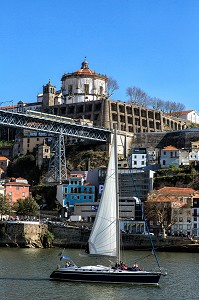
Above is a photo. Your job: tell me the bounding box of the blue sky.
[1,0,199,111]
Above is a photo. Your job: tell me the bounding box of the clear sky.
[1,0,199,111]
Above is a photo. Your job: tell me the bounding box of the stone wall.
[1,222,198,252]
[49,224,90,248]
[49,224,198,252]
[132,129,199,150]
[0,222,48,247]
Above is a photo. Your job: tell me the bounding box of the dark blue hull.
[50,269,161,285]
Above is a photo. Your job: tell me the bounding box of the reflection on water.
[0,248,198,300]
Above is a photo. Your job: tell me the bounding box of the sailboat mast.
[114,124,120,263]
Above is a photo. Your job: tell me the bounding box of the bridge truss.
[0,110,111,182]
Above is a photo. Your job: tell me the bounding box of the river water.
[0,247,198,300]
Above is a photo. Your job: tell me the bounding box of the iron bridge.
[0,110,111,182]
[0,110,110,142]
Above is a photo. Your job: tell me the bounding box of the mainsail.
[88,138,117,257]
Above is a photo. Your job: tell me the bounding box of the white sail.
[88,139,117,257]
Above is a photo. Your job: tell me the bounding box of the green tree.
[0,195,11,220]
[13,196,39,216]
[7,154,41,184]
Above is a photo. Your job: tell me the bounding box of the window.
[134,161,137,165]
[170,152,173,158]
[16,186,19,190]
[22,192,25,197]
[99,86,103,95]
[179,217,183,222]
[163,151,166,155]
[141,161,145,165]
[163,160,166,165]
[84,84,89,94]
[68,85,73,95]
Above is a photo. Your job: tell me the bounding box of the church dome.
[73,58,96,75]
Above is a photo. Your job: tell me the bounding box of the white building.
[171,203,192,236]
[192,195,199,237]
[189,150,199,165]
[160,145,180,168]
[173,110,199,124]
[128,148,147,168]
[61,59,108,105]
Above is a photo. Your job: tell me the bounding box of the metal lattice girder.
[0,110,111,183]
[47,134,67,183]
[0,110,110,142]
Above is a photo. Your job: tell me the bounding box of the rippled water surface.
[0,248,198,300]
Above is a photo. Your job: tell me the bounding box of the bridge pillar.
[47,133,67,183]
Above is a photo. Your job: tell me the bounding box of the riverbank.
[50,222,199,252]
[0,221,198,252]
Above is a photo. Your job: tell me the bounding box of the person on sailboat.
[121,262,127,270]
[132,263,139,271]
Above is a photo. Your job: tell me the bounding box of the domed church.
[61,58,108,104]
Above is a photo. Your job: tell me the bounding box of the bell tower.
[42,80,56,107]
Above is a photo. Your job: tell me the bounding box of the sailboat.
[50,126,164,285]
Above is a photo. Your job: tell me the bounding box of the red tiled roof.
[157,187,196,196]
[162,145,179,151]
[70,174,83,178]
[0,105,18,109]
[5,182,30,187]
[168,110,195,116]
[176,110,194,115]
[147,197,186,206]
[16,177,26,180]
[0,156,10,161]
[73,68,96,75]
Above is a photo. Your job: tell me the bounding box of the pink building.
[5,178,30,203]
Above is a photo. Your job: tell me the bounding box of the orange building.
[0,156,10,172]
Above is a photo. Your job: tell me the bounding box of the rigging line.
[119,135,161,272]
[133,252,154,263]
[90,218,116,238]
